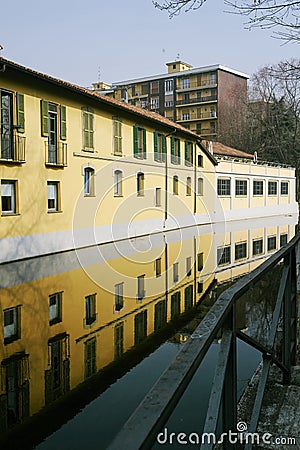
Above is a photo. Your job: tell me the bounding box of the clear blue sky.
[1,0,297,87]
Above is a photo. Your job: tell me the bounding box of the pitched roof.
[210,142,253,159]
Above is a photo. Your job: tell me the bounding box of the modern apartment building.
[92,61,249,140]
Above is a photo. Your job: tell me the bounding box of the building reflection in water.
[0,214,297,446]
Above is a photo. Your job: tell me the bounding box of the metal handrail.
[107,233,300,450]
[0,135,26,162]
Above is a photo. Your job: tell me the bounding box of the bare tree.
[153,0,300,43]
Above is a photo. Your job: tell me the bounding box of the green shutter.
[171,137,175,164]
[133,125,138,157]
[162,135,166,162]
[16,93,25,133]
[60,105,67,140]
[41,100,49,136]
[82,108,94,150]
[154,132,158,161]
[143,128,146,159]
[185,141,188,165]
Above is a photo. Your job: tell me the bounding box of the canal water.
[0,217,296,449]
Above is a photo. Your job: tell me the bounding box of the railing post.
[222,304,237,449]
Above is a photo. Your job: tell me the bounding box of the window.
[184,141,193,166]
[4,306,20,344]
[198,154,203,167]
[173,262,179,283]
[137,275,145,300]
[268,181,277,196]
[1,180,17,214]
[137,172,144,196]
[173,175,179,195]
[281,182,289,195]
[85,294,97,326]
[84,337,97,379]
[154,132,166,162]
[182,112,190,121]
[114,170,123,197]
[210,73,217,84]
[113,117,122,155]
[47,181,60,212]
[115,283,124,311]
[210,107,216,118]
[154,300,167,331]
[141,100,148,109]
[267,236,277,251]
[253,238,263,256]
[182,77,190,89]
[171,137,181,164]
[1,90,26,161]
[133,126,146,159]
[186,177,192,196]
[165,79,174,93]
[150,81,159,94]
[155,258,162,277]
[184,285,193,311]
[217,178,230,196]
[84,167,95,196]
[217,246,231,266]
[253,180,263,196]
[134,310,147,345]
[197,282,203,294]
[280,233,288,247]
[45,335,70,404]
[171,292,181,319]
[186,256,192,276]
[82,107,94,150]
[197,252,204,271]
[235,242,247,261]
[41,100,67,165]
[197,177,203,196]
[141,84,149,95]
[235,179,247,196]
[114,322,124,359]
[49,292,62,325]
[155,188,161,207]
[150,97,159,110]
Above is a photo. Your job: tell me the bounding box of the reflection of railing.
[45,141,67,166]
[108,234,300,450]
[0,135,26,162]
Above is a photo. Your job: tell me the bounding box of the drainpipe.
[164,128,177,227]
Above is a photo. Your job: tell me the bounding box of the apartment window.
[197,252,204,271]
[173,262,179,283]
[141,83,149,95]
[49,292,62,325]
[115,283,124,311]
[154,132,166,162]
[141,100,148,109]
[137,172,145,196]
[267,236,277,251]
[137,275,145,300]
[81,107,94,150]
[184,285,193,311]
[134,310,147,345]
[198,154,203,167]
[217,246,231,266]
[84,337,97,379]
[281,182,289,195]
[47,181,60,212]
[150,81,159,94]
[154,300,167,331]
[197,177,203,196]
[165,79,174,93]
[1,90,26,161]
[1,180,17,214]
[114,322,124,359]
[280,233,288,247]
[235,242,247,261]
[182,112,190,121]
[253,180,264,196]
[165,99,174,108]
[253,238,263,256]
[268,181,278,196]
[235,179,247,196]
[85,294,97,326]
[173,175,179,195]
[184,141,193,166]
[171,292,181,319]
[41,101,67,164]
[217,178,230,196]
[84,167,95,196]
[155,258,162,277]
[186,256,192,277]
[210,73,217,84]
[113,117,122,155]
[4,306,20,344]
[114,170,123,197]
[133,126,146,159]
[182,77,190,89]
[171,137,181,164]
[210,107,216,118]
[186,177,192,196]
[150,97,159,110]
[155,187,162,207]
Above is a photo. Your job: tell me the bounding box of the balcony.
[177,111,217,122]
[176,81,217,91]
[45,141,67,167]
[0,135,26,163]
[176,94,217,106]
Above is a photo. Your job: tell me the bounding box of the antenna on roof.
[175,53,180,61]
[0,44,3,55]
[98,66,101,81]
